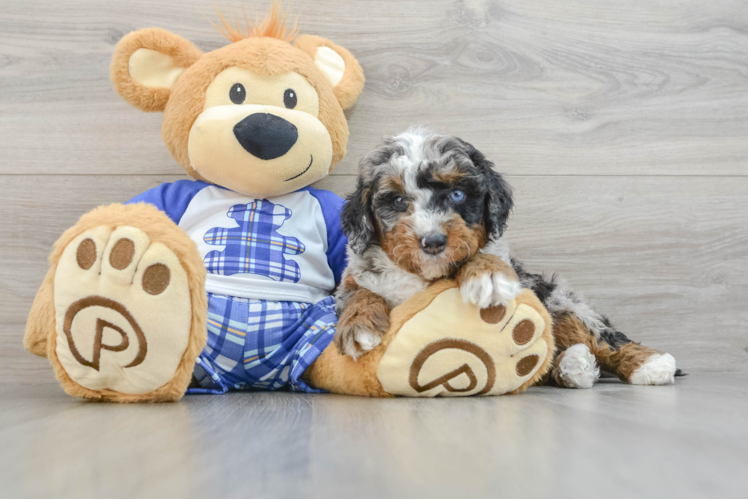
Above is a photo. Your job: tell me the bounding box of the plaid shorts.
[187,293,337,394]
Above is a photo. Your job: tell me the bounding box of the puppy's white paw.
[629,353,676,385]
[460,272,521,308]
[355,329,382,353]
[336,325,383,361]
[558,344,600,389]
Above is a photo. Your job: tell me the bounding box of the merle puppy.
[334,128,679,388]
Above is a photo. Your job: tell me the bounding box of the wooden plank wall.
[1,0,747,383]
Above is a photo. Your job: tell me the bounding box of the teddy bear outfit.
[127,180,346,393]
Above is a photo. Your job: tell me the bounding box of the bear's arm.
[125,179,212,225]
[304,187,348,285]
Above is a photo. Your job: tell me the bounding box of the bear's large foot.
[376,282,555,397]
[46,205,207,402]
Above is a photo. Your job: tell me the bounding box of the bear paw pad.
[53,226,193,396]
[377,286,552,397]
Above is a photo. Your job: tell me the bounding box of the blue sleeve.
[125,180,210,225]
[304,187,348,285]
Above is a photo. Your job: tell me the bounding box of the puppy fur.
[336,127,680,387]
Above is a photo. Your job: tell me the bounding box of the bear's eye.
[283,88,297,109]
[229,83,246,104]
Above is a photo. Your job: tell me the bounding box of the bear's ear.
[294,35,365,110]
[110,28,202,112]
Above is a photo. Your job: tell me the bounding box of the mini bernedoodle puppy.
[334,128,681,388]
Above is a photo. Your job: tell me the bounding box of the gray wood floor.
[1,0,747,497]
[2,373,748,498]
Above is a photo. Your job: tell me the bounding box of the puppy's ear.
[294,35,365,110]
[461,140,513,240]
[341,177,376,255]
[110,28,202,112]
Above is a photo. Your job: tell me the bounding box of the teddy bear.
[22,4,555,402]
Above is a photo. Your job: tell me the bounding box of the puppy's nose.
[233,113,298,160]
[420,233,447,255]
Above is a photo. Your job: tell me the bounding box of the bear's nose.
[233,113,298,160]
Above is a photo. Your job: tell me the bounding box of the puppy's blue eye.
[450,190,465,202]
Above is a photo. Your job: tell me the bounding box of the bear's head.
[110,4,364,198]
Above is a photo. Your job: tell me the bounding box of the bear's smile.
[285,155,314,182]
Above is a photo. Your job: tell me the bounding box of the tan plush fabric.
[202,68,320,116]
[314,46,346,87]
[110,29,365,189]
[187,104,333,198]
[160,36,352,183]
[305,281,555,397]
[377,287,552,397]
[293,35,365,111]
[128,48,187,89]
[303,281,457,397]
[54,226,192,394]
[110,27,202,112]
[29,203,207,403]
[24,266,56,357]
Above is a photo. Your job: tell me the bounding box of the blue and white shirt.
[127,180,347,304]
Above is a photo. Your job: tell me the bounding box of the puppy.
[334,128,680,388]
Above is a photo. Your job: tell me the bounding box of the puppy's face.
[343,129,513,280]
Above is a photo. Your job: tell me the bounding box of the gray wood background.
[1,0,747,384]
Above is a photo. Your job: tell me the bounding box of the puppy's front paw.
[334,311,390,361]
[460,271,522,308]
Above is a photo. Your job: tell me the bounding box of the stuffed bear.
[23,4,555,401]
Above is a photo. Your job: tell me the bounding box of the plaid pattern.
[203,200,306,283]
[187,293,337,394]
